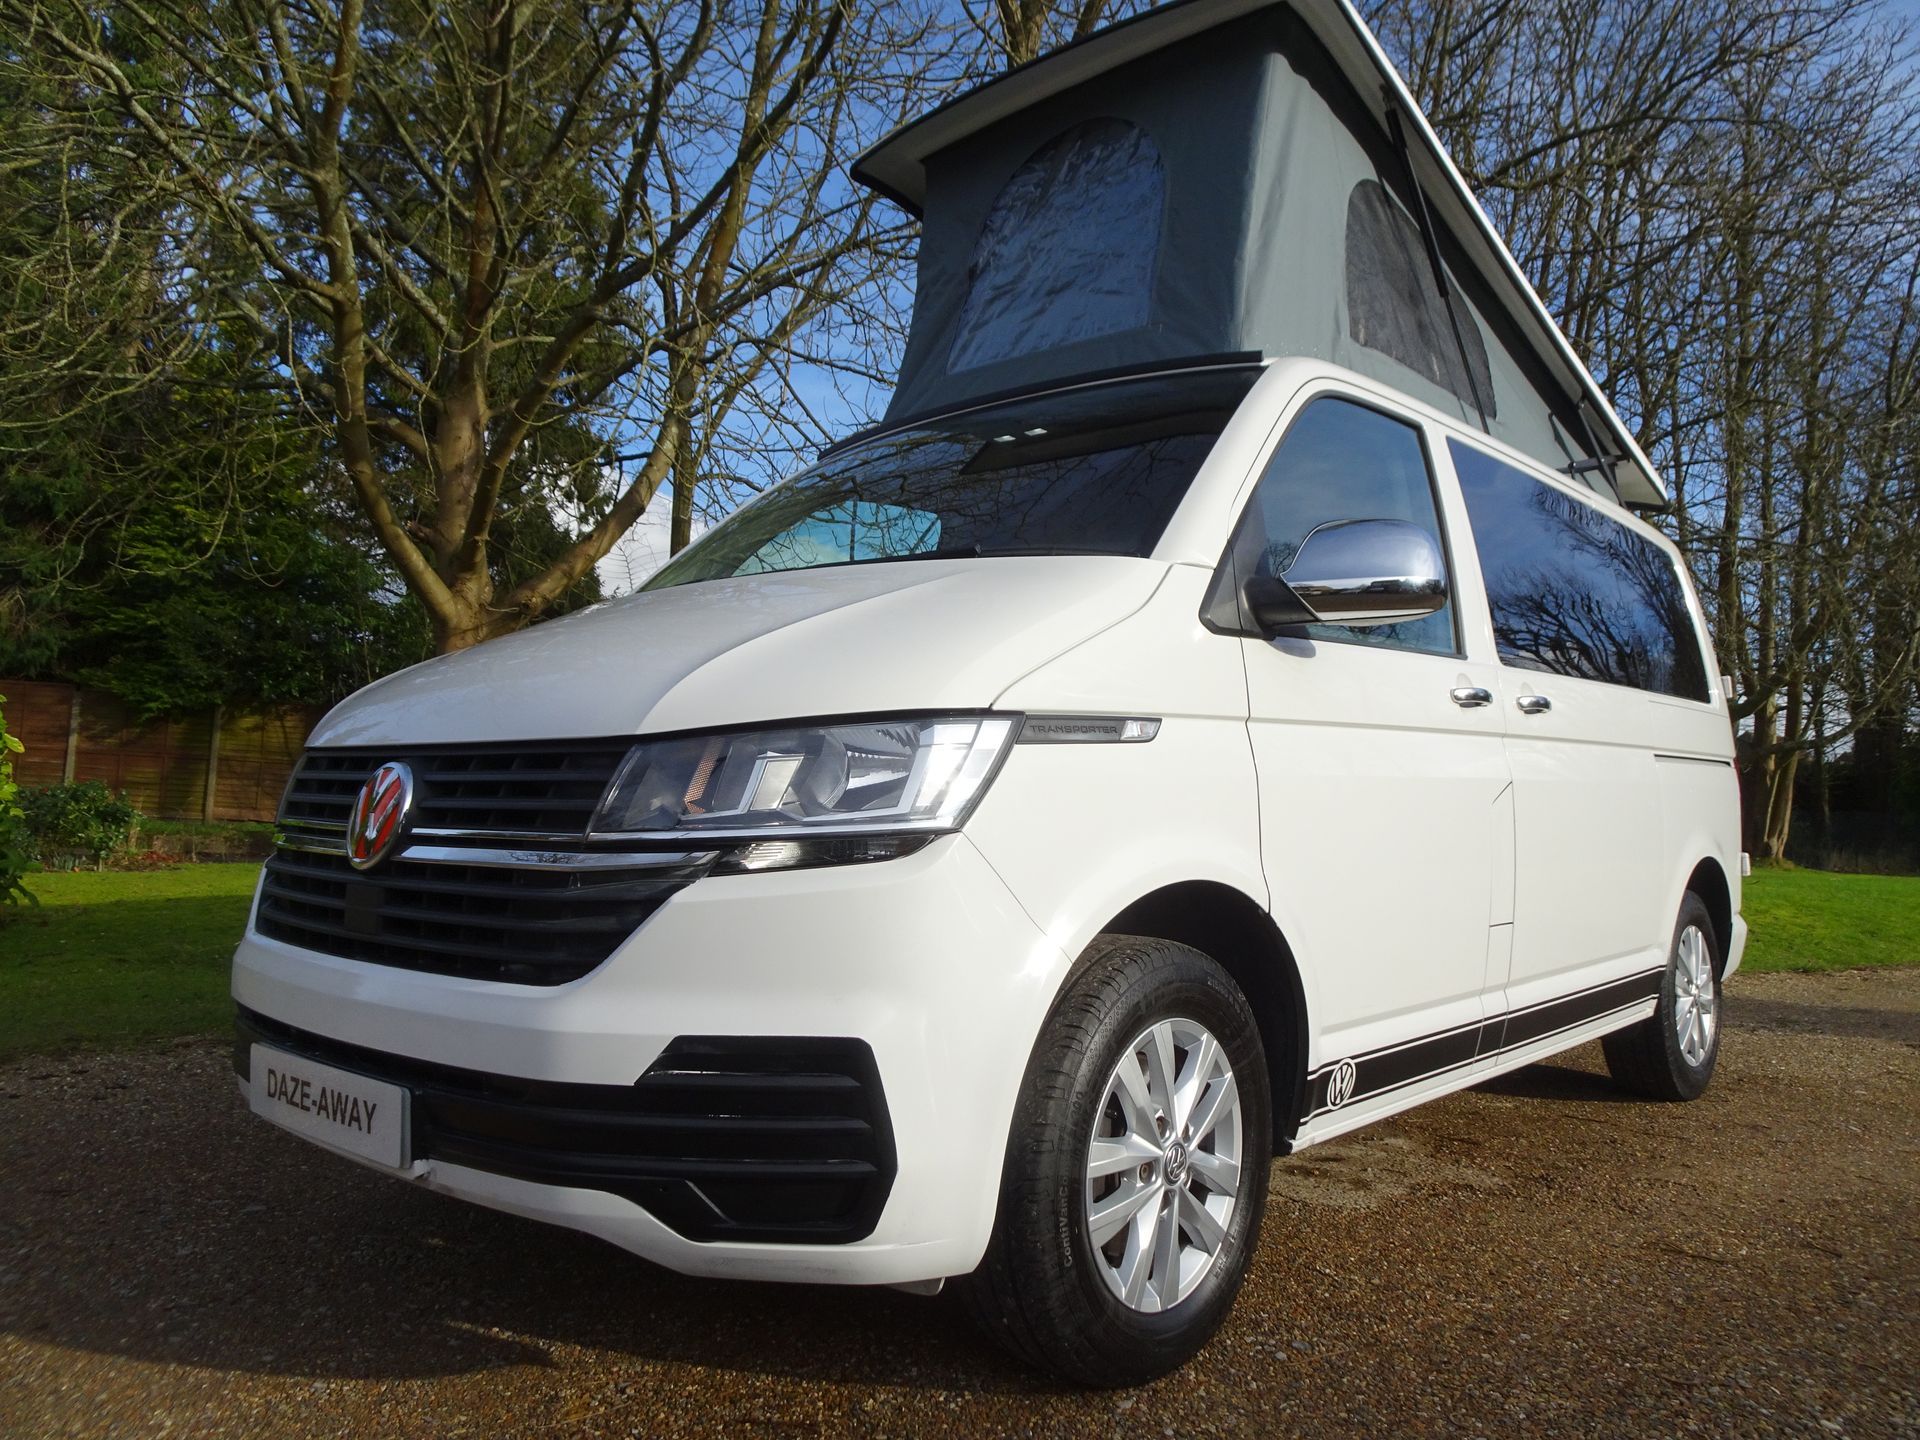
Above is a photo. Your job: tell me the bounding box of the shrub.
[0,696,33,911]
[20,780,140,870]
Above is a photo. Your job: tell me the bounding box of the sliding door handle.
[1516,694,1553,715]
[1449,686,1493,708]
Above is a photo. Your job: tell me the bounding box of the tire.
[959,934,1271,1387]
[1602,892,1722,1101]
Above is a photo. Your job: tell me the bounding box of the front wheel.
[960,935,1271,1386]
[1603,892,1722,1101]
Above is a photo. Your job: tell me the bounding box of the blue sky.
[598,0,1920,593]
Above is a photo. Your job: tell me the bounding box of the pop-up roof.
[852,0,1667,508]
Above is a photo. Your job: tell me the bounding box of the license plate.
[248,1044,409,1171]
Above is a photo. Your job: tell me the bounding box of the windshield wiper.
[840,543,983,565]
[969,544,1137,558]
[842,542,1136,567]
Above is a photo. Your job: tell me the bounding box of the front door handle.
[1516,694,1553,715]
[1449,686,1493,708]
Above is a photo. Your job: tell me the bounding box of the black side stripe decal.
[1303,967,1663,1119]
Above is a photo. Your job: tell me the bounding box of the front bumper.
[1724,912,1749,981]
[230,833,1069,1285]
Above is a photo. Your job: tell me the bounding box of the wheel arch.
[1100,880,1310,1152]
[1684,855,1734,975]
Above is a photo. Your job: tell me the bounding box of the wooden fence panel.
[214,706,316,822]
[71,692,213,819]
[2,680,76,787]
[1,678,321,823]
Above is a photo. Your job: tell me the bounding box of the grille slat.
[258,878,643,940]
[255,906,592,971]
[261,741,704,985]
[264,848,681,905]
[398,793,608,814]
[256,848,708,983]
[278,742,630,839]
[408,766,616,785]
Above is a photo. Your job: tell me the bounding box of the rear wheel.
[1603,892,1722,1101]
[960,935,1271,1386]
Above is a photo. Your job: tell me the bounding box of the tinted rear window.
[1452,441,1709,701]
[645,369,1260,589]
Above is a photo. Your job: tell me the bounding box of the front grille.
[236,1009,897,1244]
[255,849,709,985]
[281,742,631,841]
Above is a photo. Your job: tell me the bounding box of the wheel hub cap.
[1163,1140,1190,1184]
[1083,1017,1243,1314]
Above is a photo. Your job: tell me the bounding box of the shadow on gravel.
[1471,1060,1641,1104]
[0,1065,1052,1393]
[1730,994,1920,1048]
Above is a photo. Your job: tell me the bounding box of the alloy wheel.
[1083,1017,1244,1313]
[1672,923,1717,1067]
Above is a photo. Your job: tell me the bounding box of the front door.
[1230,395,1510,1132]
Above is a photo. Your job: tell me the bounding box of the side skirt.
[1286,967,1662,1151]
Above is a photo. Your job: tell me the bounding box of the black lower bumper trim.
[235,1007,896,1244]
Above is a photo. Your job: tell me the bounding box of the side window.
[1451,440,1710,701]
[1227,397,1456,655]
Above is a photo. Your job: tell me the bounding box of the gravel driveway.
[3,967,1916,1439]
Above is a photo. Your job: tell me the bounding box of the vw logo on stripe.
[1326,1057,1358,1110]
[347,761,414,871]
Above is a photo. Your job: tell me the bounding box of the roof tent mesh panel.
[949,118,1165,373]
[1344,179,1496,417]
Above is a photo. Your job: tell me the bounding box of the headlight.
[591,716,1018,851]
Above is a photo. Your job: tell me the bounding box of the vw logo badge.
[1326,1057,1358,1110]
[347,761,414,871]
[1163,1140,1190,1184]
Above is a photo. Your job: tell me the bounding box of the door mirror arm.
[1241,574,1320,636]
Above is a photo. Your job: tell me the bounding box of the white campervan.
[232,0,1745,1387]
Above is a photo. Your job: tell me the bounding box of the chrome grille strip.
[269,835,712,872]
[396,845,712,872]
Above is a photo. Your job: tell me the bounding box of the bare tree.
[2,0,948,651]
[963,0,1134,70]
[1370,0,1920,860]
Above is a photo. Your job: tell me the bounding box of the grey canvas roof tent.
[851,0,1668,510]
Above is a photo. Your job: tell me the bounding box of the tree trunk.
[429,603,495,655]
[669,433,696,555]
[1761,750,1799,863]
[430,367,492,574]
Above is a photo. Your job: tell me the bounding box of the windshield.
[643,368,1261,590]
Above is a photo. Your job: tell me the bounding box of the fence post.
[203,704,223,823]
[63,688,80,783]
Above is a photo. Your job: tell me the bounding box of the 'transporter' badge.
[347,761,414,870]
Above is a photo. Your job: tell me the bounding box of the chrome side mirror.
[1242,518,1448,633]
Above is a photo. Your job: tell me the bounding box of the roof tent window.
[948,118,1164,374]
[1345,179,1496,418]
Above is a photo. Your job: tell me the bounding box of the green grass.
[0,863,260,1061]
[0,860,1911,1062]
[1739,865,1920,973]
